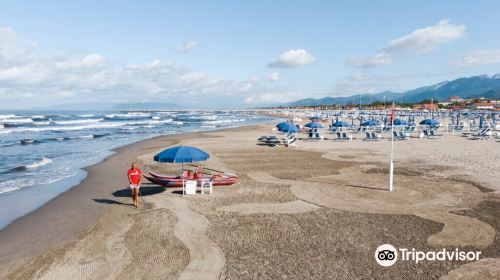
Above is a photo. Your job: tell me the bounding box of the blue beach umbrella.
[361,119,380,127]
[276,122,289,130]
[419,119,440,127]
[331,120,350,127]
[154,146,210,163]
[393,119,408,126]
[281,123,299,133]
[304,122,323,128]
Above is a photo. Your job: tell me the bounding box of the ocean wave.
[0,114,17,119]
[0,185,23,195]
[105,113,151,120]
[0,171,75,195]
[2,122,126,133]
[33,121,51,126]
[26,158,53,169]
[31,115,46,119]
[2,158,53,174]
[0,118,34,124]
[202,118,247,124]
[20,139,39,145]
[54,118,103,125]
[76,114,95,117]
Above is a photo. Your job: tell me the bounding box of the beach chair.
[423,130,438,139]
[398,131,409,140]
[200,178,213,195]
[259,135,281,146]
[429,130,441,138]
[364,132,374,141]
[341,132,352,141]
[285,134,297,147]
[371,132,382,140]
[469,128,491,140]
[392,131,399,140]
[335,132,343,141]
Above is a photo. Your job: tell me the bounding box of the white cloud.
[0,28,299,109]
[176,41,198,53]
[267,72,280,81]
[268,49,316,68]
[348,52,392,68]
[454,49,500,66]
[385,20,465,54]
[349,20,466,68]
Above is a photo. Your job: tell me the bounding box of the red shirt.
[128,168,142,185]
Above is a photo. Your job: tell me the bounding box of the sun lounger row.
[258,134,297,147]
[258,135,281,146]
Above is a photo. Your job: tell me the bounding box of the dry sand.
[1,123,499,279]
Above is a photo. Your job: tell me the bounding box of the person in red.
[127,162,142,208]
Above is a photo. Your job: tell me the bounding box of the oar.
[186,164,237,177]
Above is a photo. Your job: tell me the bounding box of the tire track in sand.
[158,197,226,280]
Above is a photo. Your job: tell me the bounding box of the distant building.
[471,102,495,110]
[412,103,439,110]
[446,96,464,103]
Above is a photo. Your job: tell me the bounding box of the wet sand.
[1,124,499,279]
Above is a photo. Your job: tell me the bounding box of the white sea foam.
[0,118,34,124]
[105,113,150,119]
[76,114,95,117]
[31,115,46,119]
[0,114,17,119]
[0,185,22,195]
[1,122,125,133]
[54,118,103,125]
[33,121,51,126]
[26,158,53,169]
[202,118,247,124]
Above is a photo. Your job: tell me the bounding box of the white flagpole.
[389,102,395,191]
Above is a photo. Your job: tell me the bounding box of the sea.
[0,110,273,229]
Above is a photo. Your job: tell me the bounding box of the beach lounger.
[285,134,297,147]
[257,135,281,146]
[336,132,352,141]
[469,128,492,140]
[398,131,409,140]
[423,130,438,139]
[392,131,400,140]
[371,132,382,140]
[429,130,441,138]
[364,132,379,141]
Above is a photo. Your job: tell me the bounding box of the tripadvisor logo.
[375,244,482,267]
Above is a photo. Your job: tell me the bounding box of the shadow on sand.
[112,185,166,198]
[93,198,135,207]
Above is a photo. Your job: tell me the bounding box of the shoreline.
[0,124,264,274]
[2,120,498,279]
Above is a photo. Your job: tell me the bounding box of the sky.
[0,0,499,109]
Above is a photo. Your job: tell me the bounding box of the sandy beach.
[1,123,499,279]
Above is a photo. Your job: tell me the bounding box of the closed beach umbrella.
[305,122,323,128]
[154,146,210,163]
